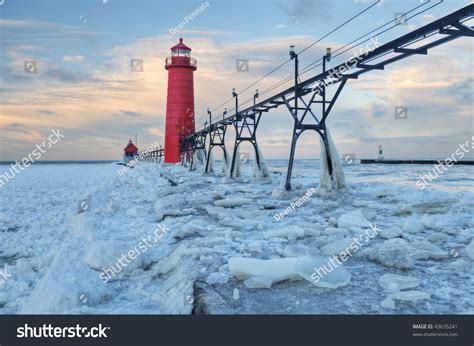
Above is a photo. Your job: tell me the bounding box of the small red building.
[123,139,138,162]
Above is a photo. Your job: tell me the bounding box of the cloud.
[37,109,58,116]
[63,55,85,63]
[119,110,140,117]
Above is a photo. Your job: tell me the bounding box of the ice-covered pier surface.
[0,161,473,314]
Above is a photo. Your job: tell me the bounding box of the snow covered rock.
[371,238,414,270]
[214,198,252,208]
[388,290,431,302]
[378,274,421,292]
[466,239,474,260]
[337,210,370,231]
[320,238,353,256]
[379,227,402,239]
[294,257,351,289]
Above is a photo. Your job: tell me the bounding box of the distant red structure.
[123,139,138,162]
[164,38,197,163]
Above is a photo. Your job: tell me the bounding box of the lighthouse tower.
[164,38,197,163]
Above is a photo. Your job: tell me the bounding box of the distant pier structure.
[361,144,473,165]
[378,145,384,160]
[123,139,138,163]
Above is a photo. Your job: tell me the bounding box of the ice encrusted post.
[253,145,269,178]
[319,129,348,190]
[191,149,206,171]
[227,146,241,178]
[220,147,230,176]
[205,150,214,174]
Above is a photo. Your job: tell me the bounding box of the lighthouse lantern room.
[164,38,197,163]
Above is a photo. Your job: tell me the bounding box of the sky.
[0,0,473,161]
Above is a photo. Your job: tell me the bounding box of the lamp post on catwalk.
[164,38,197,163]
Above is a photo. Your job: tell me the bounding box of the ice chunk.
[371,238,414,270]
[155,245,200,275]
[233,288,240,300]
[228,257,299,283]
[380,297,396,309]
[244,276,274,289]
[265,226,305,240]
[379,227,402,239]
[466,239,474,260]
[338,210,370,230]
[378,274,421,292]
[320,238,353,256]
[388,290,431,302]
[402,220,425,234]
[411,241,448,259]
[427,233,449,242]
[206,272,230,285]
[214,198,252,208]
[294,256,351,289]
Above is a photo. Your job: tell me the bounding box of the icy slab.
[244,275,274,289]
[388,290,431,302]
[402,220,425,234]
[378,274,421,292]
[410,241,448,260]
[379,227,403,239]
[320,238,353,256]
[371,238,414,270]
[265,226,305,241]
[427,233,449,242]
[466,239,474,260]
[228,257,300,283]
[294,257,351,289]
[380,297,396,309]
[206,272,230,285]
[214,198,252,208]
[338,210,370,230]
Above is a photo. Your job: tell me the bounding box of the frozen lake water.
[0,160,473,314]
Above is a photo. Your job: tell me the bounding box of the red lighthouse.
[164,38,197,163]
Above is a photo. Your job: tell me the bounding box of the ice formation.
[319,129,348,190]
[252,145,269,178]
